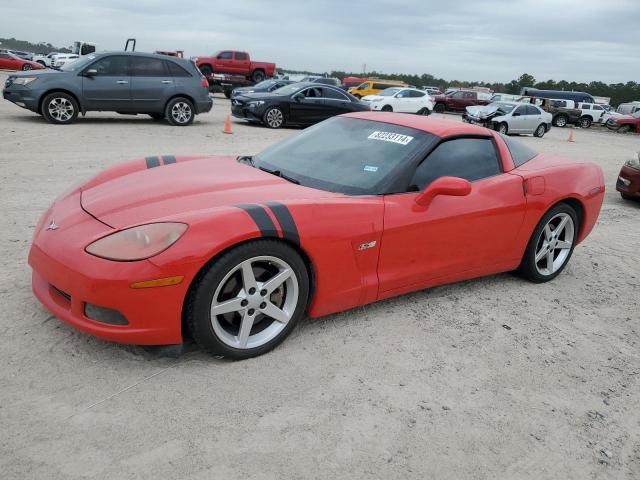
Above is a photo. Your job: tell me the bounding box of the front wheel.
[381,105,393,112]
[533,123,546,137]
[186,240,310,359]
[434,103,446,113]
[617,125,631,134]
[517,203,578,283]
[41,92,79,125]
[22,64,32,71]
[263,106,284,128]
[417,107,431,116]
[497,122,508,135]
[165,97,194,126]
[579,116,592,128]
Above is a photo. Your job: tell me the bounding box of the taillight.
[200,78,209,89]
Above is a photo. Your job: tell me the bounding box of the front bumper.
[28,192,187,345]
[231,101,263,122]
[2,85,40,111]
[606,120,621,131]
[616,165,640,198]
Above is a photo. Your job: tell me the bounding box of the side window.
[234,52,248,60]
[166,61,191,77]
[303,87,322,98]
[324,88,349,101]
[373,83,384,90]
[582,104,591,110]
[451,91,464,98]
[463,92,475,99]
[410,90,426,98]
[593,105,603,111]
[525,105,540,115]
[514,105,528,116]
[217,51,233,60]
[88,56,129,76]
[500,134,538,167]
[396,90,410,98]
[81,44,95,55]
[410,138,501,191]
[130,57,168,76]
[0,53,10,59]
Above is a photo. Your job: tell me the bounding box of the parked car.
[532,98,582,127]
[27,114,605,359]
[575,102,606,128]
[299,76,340,87]
[32,52,60,67]
[195,50,276,83]
[2,52,212,126]
[8,50,34,61]
[432,89,492,113]
[616,155,640,200]
[616,102,640,116]
[0,51,44,71]
[605,110,640,134]
[51,54,80,69]
[362,87,434,115]
[341,76,368,90]
[348,79,407,99]
[421,86,442,95]
[231,82,369,128]
[231,79,296,99]
[520,88,595,104]
[464,102,551,137]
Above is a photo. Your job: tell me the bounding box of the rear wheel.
[434,103,446,113]
[165,97,194,126]
[579,116,592,128]
[41,92,79,125]
[186,240,310,359]
[417,107,431,115]
[199,65,213,77]
[533,123,546,137]
[517,203,578,283]
[263,106,284,128]
[553,115,568,127]
[381,105,393,112]
[251,69,265,83]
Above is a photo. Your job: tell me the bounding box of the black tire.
[579,116,592,128]
[381,105,393,112]
[251,69,265,83]
[41,92,79,125]
[263,106,285,129]
[148,113,165,120]
[434,103,446,113]
[497,122,508,135]
[22,64,32,71]
[165,97,194,126]
[533,123,546,138]
[417,108,431,116]
[516,203,579,283]
[199,64,213,77]
[553,115,568,127]
[186,239,310,359]
[617,125,631,134]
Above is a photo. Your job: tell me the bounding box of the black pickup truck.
[533,98,582,127]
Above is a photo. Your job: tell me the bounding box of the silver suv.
[2,52,212,126]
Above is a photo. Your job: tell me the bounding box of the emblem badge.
[46,220,59,231]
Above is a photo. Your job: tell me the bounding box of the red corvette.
[0,51,44,71]
[29,113,605,359]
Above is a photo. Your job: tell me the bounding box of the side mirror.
[415,176,472,207]
[84,69,97,77]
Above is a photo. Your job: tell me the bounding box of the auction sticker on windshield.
[368,131,414,146]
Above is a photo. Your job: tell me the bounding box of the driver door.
[81,55,131,111]
[377,137,526,296]
[290,87,328,124]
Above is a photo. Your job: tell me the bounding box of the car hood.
[80,155,333,229]
[465,104,502,119]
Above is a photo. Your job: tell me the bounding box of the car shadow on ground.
[5,114,215,127]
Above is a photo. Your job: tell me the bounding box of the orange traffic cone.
[223,114,233,134]
[567,129,575,142]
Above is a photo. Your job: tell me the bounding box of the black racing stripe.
[162,155,176,165]
[145,156,160,169]
[264,202,300,246]
[236,204,278,237]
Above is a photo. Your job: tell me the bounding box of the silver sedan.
[464,102,553,137]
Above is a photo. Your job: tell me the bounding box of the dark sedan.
[230,79,296,99]
[231,82,370,128]
[617,156,640,201]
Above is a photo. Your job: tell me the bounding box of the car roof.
[343,112,494,138]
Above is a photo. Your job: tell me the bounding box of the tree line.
[0,37,71,54]
[283,69,639,107]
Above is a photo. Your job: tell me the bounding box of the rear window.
[166,61,191,77]
[500,134,538,167]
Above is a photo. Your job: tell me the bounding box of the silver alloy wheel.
[48,97,74,122]
[171,101,192,124]
[210,255,298,349]
[536,124,545,136]
[534,212,574,276]
[23,64,32,71]
[265,108,283,128]
[580,118,590,128]
[499,123,508,134]
[556,116,567,127]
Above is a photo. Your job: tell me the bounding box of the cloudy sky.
[2,0,638,83]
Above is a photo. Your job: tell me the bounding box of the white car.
[576,102,606,127]
[32,52,59,68]
[51,53,80,69]
[362,87,434,115]
[464,102,552,137]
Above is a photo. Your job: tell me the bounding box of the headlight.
[625,158,640,169]
[248,100,265,109]
[85,223,188,261]
[13,77,38,86]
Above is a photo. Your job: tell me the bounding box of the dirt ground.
[1,71,639,479]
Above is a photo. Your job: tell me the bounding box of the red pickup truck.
[194,50,276,83]
[432,90,491,113]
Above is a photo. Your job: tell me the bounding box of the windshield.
[60,55,95,72]
[253,80,276,89]
[633,110,640,118]
[355,82,368,90]
[272,83,305,96]
[379,88,402,97]
[252,117,435,195]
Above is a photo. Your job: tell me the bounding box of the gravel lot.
[1,71,639,479]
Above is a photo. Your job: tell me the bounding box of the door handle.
[116,80,128,84]
[161,80,173,84]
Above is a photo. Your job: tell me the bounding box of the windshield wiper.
[258,166,300,185]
